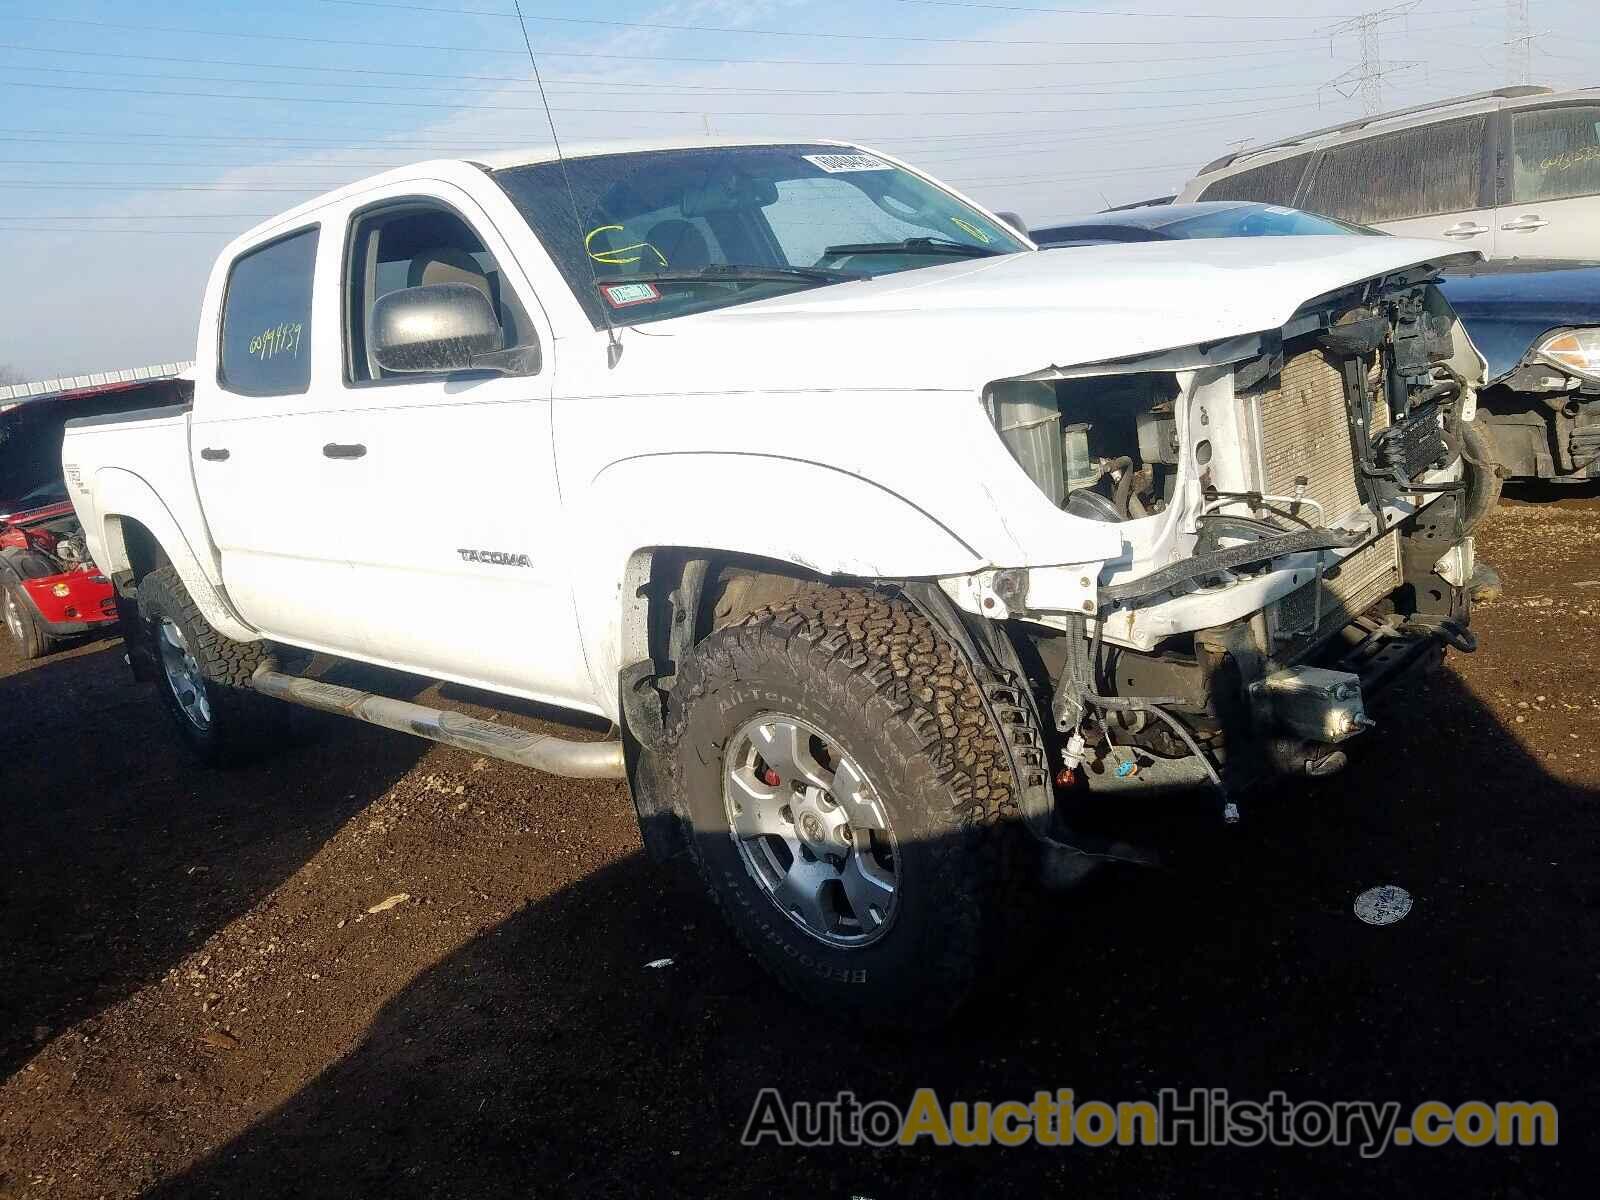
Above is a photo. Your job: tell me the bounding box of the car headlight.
[1536,328,1600,383]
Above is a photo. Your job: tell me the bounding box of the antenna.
[511,0,623,368]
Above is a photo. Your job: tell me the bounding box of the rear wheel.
[136,565,280,765]
[667,587,1025,1026]
[2,582,50,660]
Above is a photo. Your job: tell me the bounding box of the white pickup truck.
[63,137,1486,1022]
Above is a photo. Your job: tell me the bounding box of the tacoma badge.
[457,549,532,567]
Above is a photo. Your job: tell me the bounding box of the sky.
[0,0,1596,377]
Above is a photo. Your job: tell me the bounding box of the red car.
[1,483,118,657]
[1,367,189,658]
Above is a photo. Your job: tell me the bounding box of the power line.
[0,226,238,235]
[945,160,1197,184]
[0,35,1351,72]
[0,76,1330,118]
[887,0,1505,16]
[10,10,1471,53]
[0,213,274,219]
[0,57,1341,100]
[311,0,1335,42]
[0,125,1163,150]
[0,96,1339,164]
[0,158,402,169]
[1323,3,1423,114]
[1505,0,1533,85]
[0,183,328,192]
[883,0,1331,14]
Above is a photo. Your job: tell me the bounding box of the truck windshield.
[493,143,1028,328]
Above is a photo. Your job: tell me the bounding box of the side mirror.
[371,283,527,376]
[994,211,1028,236]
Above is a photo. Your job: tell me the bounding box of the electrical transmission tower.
[1322,2,1421,116]
[1505,0,1532,86]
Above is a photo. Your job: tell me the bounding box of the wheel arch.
[612,545,1054,863]
[90,470,257,643]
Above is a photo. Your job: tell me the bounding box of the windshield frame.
[491,142,1031,329]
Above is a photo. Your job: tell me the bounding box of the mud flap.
[619,659,686,862]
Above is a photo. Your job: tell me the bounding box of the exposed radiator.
[1254,349,1370,524]
[1250,349,1400,658]
[1271,531,1402,660]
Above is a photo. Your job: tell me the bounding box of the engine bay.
[979,278,1483,799]
[986,280,1477,533]
[0,503,95,575]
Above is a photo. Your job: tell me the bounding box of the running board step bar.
[250,666,626,780]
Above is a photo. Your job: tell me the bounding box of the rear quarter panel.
[63,410,257,642]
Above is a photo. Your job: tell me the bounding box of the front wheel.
[667,588,1025,1026]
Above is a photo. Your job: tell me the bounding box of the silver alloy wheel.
[3,590,24,644]
[157,617,212,731]
[723,713,899,947]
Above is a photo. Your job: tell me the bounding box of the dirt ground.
[2,491,1597,1198]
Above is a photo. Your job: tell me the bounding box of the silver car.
[1178,85,1600,261]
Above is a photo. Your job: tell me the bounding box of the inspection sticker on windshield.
[803,152,892,174]
[601,282,660,308]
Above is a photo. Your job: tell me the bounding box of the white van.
[1177,86,1600,260]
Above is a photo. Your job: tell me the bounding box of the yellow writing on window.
[247,321,304,362]
[949,217,993,245]
[584,224,668,268]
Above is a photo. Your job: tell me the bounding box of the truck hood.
[605,236,1479,394]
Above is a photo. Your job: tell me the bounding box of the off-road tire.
[136,564,281,765]
[666,586,1027,1026]
[3,581,50,660]
[1461,418,1503,535]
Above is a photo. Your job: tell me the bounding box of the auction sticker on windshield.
[601,282,661,308]
[802,152,892,173]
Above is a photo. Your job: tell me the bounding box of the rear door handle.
[1501,214,1550,231]
[199,447,230,462]
[322,443,367,459]
[1441,222,1491,238]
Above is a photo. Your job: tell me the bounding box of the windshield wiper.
[821,236,1001,259]
[604,264,862,286]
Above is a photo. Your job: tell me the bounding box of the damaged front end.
[954,267,1482,825]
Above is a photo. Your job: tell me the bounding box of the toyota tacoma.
[61,138,1486,1022]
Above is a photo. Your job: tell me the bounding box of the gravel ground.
[2,491,1597,1198]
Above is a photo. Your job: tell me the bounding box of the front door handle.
[1501,214,1550,231]
[199,447,230,462]
[1441,222,1491,238]
[322,443,367,460]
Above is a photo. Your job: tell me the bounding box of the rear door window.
[218,227,318,397]
[1196,153,1311,205]
[1511,104,1600,203]
[1300,116,1488,223]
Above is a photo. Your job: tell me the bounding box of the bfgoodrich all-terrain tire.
[136,564,281,765]
[667,587,1024,1026]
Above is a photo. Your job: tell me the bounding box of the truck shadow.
[149,665,1593,1198]
[1501,478,1600,504]
[0,640,428,1080]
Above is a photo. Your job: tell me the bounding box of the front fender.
[91,468,258,643]
[571,451,990,711]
